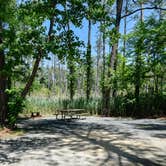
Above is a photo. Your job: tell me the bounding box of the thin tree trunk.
[140,3,144,22]
[86,19,92,101]
[66,4,75,101]
[21,53,42,98]
[69,62,75,100]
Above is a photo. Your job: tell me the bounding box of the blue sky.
[71,19,99,56]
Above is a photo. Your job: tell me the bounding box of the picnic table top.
[60,109,85,113]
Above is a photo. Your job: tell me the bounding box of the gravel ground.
[0,116,166,166]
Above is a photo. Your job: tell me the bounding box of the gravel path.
[0,116,166,166]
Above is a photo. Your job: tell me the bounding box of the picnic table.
[57,109,87,120]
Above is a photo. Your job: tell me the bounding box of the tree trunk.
[21,54,42,98]
[66,8,75,101]
[102,0,123,115]
[69,62,75,100]
[86,19,92,101]
[140,3,144,22]
[0,21,8,126]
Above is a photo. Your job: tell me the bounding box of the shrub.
[6,89,25,128]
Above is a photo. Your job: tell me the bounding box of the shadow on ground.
[0,118,166,166]
[132,123,166,131]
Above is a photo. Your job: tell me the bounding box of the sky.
[71,19,100,56]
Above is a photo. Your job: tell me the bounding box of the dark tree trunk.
[69,62,75,101]
[66,7,75,101]
[102,0,123,115]
[86,19,92,101]
[0,21,8,126]
[21,54,42,98]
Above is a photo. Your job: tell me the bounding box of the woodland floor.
[0,116,166,166]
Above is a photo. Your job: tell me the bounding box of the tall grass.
[58,98,102,115]
[24,96,58,115]
[24,93,166,117]
[24,96,102,116]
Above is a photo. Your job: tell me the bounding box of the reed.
[24,96,101,115]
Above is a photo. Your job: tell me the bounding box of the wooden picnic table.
[59,109,85,119]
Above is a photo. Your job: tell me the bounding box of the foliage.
[6,89,25,128]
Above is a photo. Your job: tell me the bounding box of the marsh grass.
[23,93,166,117]
[24,96,102,116]
[24,96,58,115]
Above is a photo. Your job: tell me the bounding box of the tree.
[95,31,102,97]
[20,0,56,98]
[126,11,166,116]
[134,1,145,112]
[102,0,123,116]
[84,0,107,101]
[0,0,18,126]
[0,0,85,127]
[84,0,95,101]
[57,0,84,101]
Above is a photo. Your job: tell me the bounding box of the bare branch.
[121,6,166,19]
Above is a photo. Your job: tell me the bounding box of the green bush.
[109,93,166,118]
[6,89,25,128]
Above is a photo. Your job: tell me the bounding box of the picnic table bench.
[31,112,41,118]
[55,109,88,120]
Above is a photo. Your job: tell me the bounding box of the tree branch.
[121,6,166,19]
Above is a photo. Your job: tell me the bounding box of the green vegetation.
[24,97,100,116]
[0,0,166,128]
[24,93,166,118]
[7,89,25,128]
